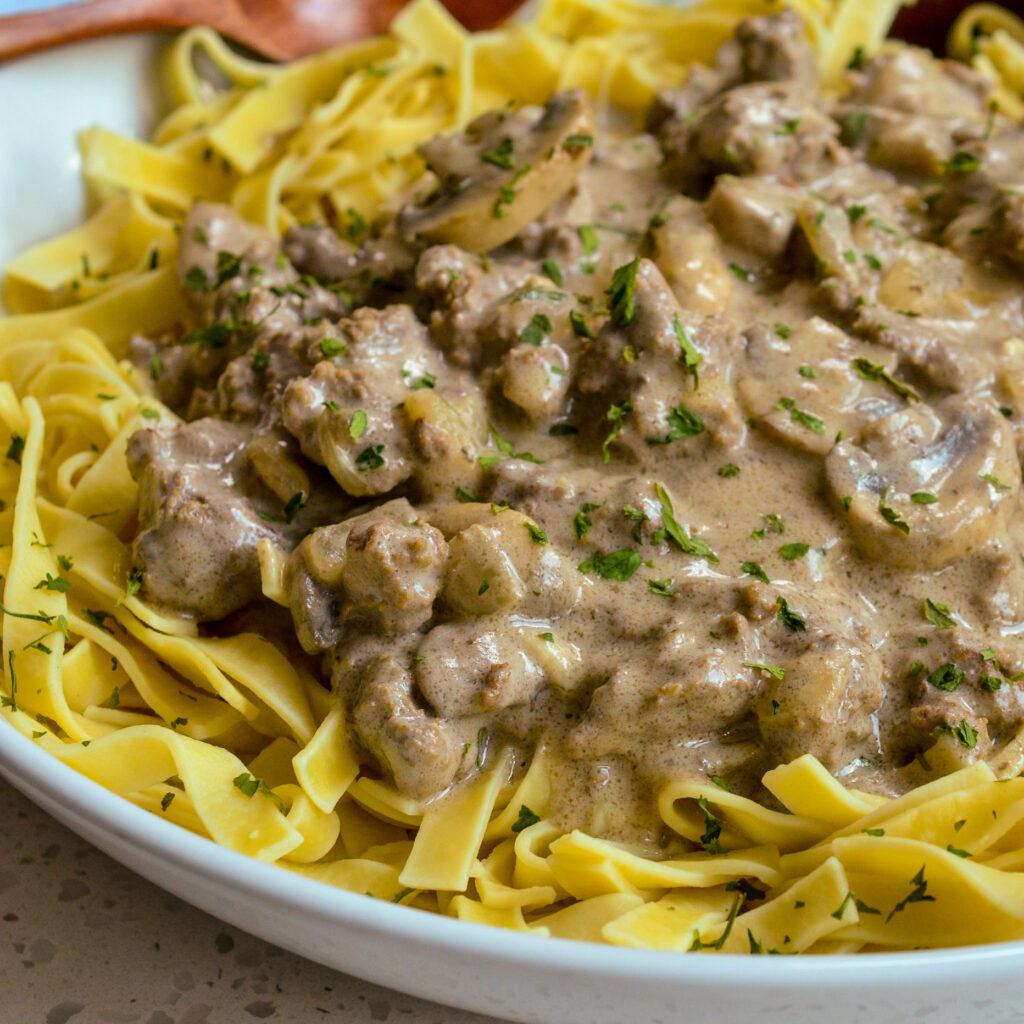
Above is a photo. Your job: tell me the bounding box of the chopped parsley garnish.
[779,543,809,561]
[232,772,285,810]
[481,137,515,169]
[511,805,542,832]
[606,258,640,327]
[521,313,552,347]
[478,580,490,595]
[774,397,824,434]
[284,492,306,523]
[981,473,1011,492]
[928,662,963,691]
[798,365,819,378]
[577,548,644,581]
[182,265,207,290]
[776,595,807,632]
[486,423,542,466]
[885,866,936,923]
[718,463,740,478]
[563,133,594,152]
[124,566,143,600]
[646,405,704,445]
[348,409,367,440]
[579,224,599,257]
[911,492,938,504]
[728,262,751,282]
[601,398,632,462]
[981,674,1002,692]
[946,844,972,858]
[409,373,437,390]
[934,719,978,748]
[524,522,548,544]
[648,578,674,596]
[852,358,920,401]
[455,486,478,503]
[34,573,71,593]
[320,336,349,358]
[6,434,24,464]
[942,151,981,175]
[697,796,724,854]
[742,561,770,584]
[878,489,910,535]
[160,792,175,812]
[354,444,385,471]
[672,314,702,389]
[923,599,956,630]
[541,260,563,286]
[573,501,601,540]
[653,482,718,562]
[214,250,243,287]
[569,309,595,340]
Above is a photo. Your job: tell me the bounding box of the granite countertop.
[0,777,500,1024]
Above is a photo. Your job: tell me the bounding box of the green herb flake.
[525,522,548,545]
[742,561,771,584]
[924,598,956,630]
[981,473,1011,492]
[729,262,751,282]
[354,445,385,472]
[6,434,25,465]
[743,662,786,680]
[718,463,740,478]
[577,549,644,581]
[646,404,704,446]
[776,595,807,632]
[160,792,176,812]
[774,397,824,434]
[579,224,599,257]
[511,804,542,833]
[541,260,563,286]
[885,866,936,923]
[946,844,972,858]
[320,337,349,358]
[606,258,640,327]
[648,578,674,596]
[34,573,71,593]
[569,309,595,340]
[284,492,306,523]
[653,482,718,562]
[942,151,982,175]
[481,137,515,169]
[521,312,553,347]
[697,795,724,854]
[928,662,964,692]
[911,492,938,504]
[673,314,702,389]
[779,543,810,561]
[878,489,910,535]
[852,358,920,401]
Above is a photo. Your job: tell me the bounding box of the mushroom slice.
[399,90,597,251]
[825,396,1020,570]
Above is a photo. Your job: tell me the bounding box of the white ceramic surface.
[3,29,1024,1024]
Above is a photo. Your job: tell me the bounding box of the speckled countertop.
[0,777,500,1024]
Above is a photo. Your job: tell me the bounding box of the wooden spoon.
[0,0,526,64]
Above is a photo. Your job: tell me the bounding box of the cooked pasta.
[5,0,1024,955]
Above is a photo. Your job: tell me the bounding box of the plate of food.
[3,0,1024,1020]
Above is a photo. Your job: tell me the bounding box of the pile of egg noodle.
[5,0,1024,953]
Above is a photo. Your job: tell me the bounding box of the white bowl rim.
[3,714,1024,987]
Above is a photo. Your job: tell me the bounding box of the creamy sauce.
[129,11,1024,855]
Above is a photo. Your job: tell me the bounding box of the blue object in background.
[0,0,81,13]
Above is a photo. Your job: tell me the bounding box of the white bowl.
[3,30,1024,1024]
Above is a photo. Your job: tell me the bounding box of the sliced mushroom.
[399,90,597,251]
[825,395,1020,570]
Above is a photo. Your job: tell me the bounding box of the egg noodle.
[5,0,1024,954]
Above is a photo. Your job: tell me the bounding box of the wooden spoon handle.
[0,0,239,62]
